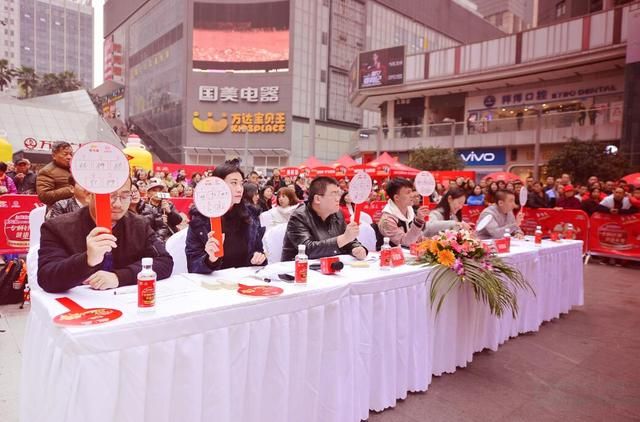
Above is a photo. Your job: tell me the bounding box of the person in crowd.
[186,160,266,273]
[7,158,36,194]
[134,169,149,185]
[545,183,558,208]
[485,181,499,204]
[128,183,153,215]
[581,186,603,216]
[432,183,445,203]
[505,182,515,193]
[526,182,548,208]
[577,185,589,200]
[259,185,275,212]
[426,188,468,236]
[282,176,367,261]
[248,171,260,185]
[556,184,581,210]
[561,173,572,186]
[467,185,485,206]
[525,176,534,192]
[587,175,599,186]
[411,190,422,213]
[496,180,507,190]
[46,175,90,220]
[476,190,524,240]
[184,185,194,198]
[142,178,184,241]
[242,182,262,226]
[0,162,17,195]
[36,142,74,207]
[596,187,638,215]
[266,168,285,191]
[339,191,355,224]
[264,187,299,227]
[466,179,477,196]
[37,178,174,292]
[294,175,308,201]
[190,172,203,187]
[603,180,615,195]
[544,176,555,192]
[169,186,180,198]
[378,178,431,247]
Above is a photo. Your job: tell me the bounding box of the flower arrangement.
[414,229,534,318]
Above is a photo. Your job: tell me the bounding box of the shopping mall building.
[102,0,502,171]
[349,2,640,180]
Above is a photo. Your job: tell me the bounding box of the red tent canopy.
[622,173,640,187]
[368,152,397,167]
[332,154,358,168]
[368,152,420,178]
[299,156,326,169]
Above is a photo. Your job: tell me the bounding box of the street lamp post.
[241,125,249,173]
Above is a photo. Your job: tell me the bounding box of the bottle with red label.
[503,228,511,249]
[534,226,543,246]
[295,245,308,285]
[564,223,575,240]
[380,237,392,270]
[137,257,156,312]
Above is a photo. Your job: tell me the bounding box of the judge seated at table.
[378,178,431,247]
[426,187,468,236]
[281,176,367,261]
[476,190,524,240]
[37,178,174,293]
[185,160,267,274]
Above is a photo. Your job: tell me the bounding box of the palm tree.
[0,59,16,92]
[58,71,83,92]
[16,66,38,98]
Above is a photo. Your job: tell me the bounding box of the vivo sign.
[458,148,506,166]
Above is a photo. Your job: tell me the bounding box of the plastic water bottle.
[295,245,308,285]
[137,257,156,312]
[380,237,392,270]
[534,226,543,246]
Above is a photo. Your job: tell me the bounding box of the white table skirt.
[21,240,584,422]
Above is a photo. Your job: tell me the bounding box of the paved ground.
[1,263,639,422]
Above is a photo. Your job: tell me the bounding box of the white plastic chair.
[259,211,274,228]
[166,228,188,275]
[28,206,46,248]
[262,223,287,264]
[358,223,377,253]
[26,246,41,291]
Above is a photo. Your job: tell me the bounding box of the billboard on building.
[358,46,405,89]
[192,1,290,71]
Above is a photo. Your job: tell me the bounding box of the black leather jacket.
[282,203,365,261]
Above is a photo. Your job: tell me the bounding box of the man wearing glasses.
[37,178,174,292]
[282,176,367,262]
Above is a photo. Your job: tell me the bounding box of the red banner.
[521,208,590,252]
[431,171,476,185]
[588,212,640,260]
[171,197,195,221]
[0,195,43,254]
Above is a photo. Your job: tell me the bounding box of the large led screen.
[193,1,290,71]
[358,46,405,89]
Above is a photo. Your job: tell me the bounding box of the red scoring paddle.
[349,172,373,224]
[53,297,122,326]
[194,177,233,258]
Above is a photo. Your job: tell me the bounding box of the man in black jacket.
[37,178,173,292]
[282,176,367,261]
[7,158,37,194]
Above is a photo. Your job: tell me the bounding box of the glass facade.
[18,0,93,88]
[127,0,185,163]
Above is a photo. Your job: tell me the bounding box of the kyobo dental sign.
[458,148,506,166]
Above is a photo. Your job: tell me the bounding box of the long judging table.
[20,239,584,422]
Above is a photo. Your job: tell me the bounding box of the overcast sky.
[93,0,104,88]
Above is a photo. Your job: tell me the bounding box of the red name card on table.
[390,246,405,267]
[494,238,510,254]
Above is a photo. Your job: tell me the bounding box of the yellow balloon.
[123,136,153,172]
[0,137,13,163]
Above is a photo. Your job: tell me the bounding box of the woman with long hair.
[339,191,355,224]
[185,160,267,273]
[425,187,467,236]
[258,185,275,212]
[263,186,299,227]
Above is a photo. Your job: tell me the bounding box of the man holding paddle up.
[282,176,367,261]
[38,178,174,293]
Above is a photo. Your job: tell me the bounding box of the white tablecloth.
[21,240,584,422]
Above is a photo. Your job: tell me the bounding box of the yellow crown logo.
[192,112,229,134]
